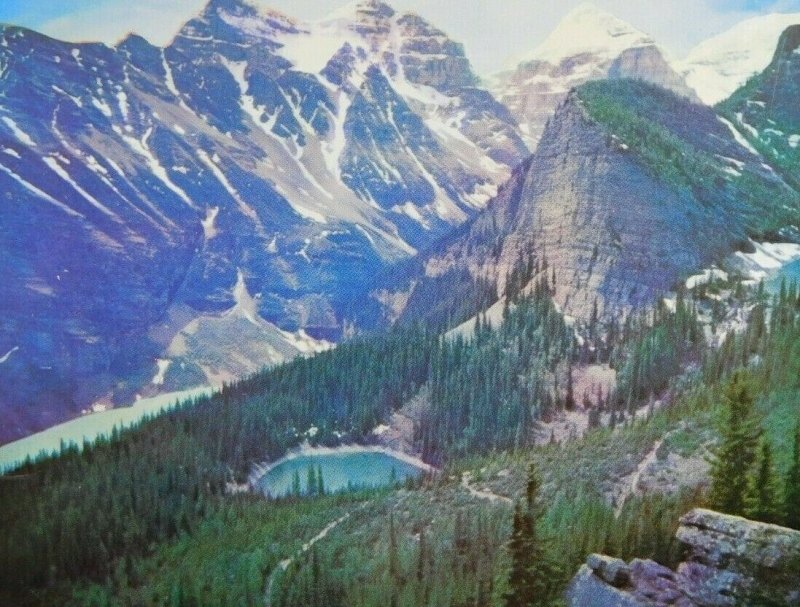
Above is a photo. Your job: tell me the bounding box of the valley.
[2,1,800,606]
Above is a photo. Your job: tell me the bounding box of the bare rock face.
[566,509,800,607]
[677,508,800,606]
[364,69,800,331]
[609,46,700,103]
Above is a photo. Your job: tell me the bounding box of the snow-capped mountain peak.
[0,0,528,436]
[679,12,800,105]
[492,2,693,146]
[524,2,654,65]
[321,0,396,23]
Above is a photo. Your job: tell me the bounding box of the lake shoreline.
[0,386,213,474]
[248,441,437,490]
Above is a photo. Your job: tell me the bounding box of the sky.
[0,0,799,74]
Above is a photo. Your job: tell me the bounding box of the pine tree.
[388,512,399,607]
[785,424,800,530]
[505,503,534,606]
[317,464,324,496]
[307,465,317,497]
[745,439,782,524]
[708,372,762,516]
[503,462,558,607]
[292,470,301,497]
[564,366,575,411]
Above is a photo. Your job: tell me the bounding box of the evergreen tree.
[307,465,317,497]
[316,465,324,496]
[503,463,558,607]
[785,424,800,530]
[744,439,782,524]
[388,512,399,607]
[292,470,301,498]
[708,373,762,517]
[564,366,575,411]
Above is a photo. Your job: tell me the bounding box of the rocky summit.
[567,508,800,606]
[491,2,696,147]
[364,74,800,328]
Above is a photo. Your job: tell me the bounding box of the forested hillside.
[4,261,800,605]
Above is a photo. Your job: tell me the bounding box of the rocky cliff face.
[364,79,799,328]
[566,509,800,606]
[491,3,696,146]
[0,0,527,441]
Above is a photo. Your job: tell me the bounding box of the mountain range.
[1,0,799,442]
[4,3,800,606]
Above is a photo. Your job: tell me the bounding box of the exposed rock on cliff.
[566,508,800,606]
[364,79,799,328]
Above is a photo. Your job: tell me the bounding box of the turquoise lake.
[771,258,800,292]
[0,387,211,473]
[257,450,427,497]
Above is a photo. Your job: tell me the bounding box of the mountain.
[491,3,696,146]
[718,25,800,188]
[679,13,800,106]
[363,78,800,328]
[0,0,527,442]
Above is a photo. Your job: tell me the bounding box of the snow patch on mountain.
[679,13,800,105]
[518,2,654,66]
[1,116,36,146]
[0,346,19,365]
[202,206,219,239]
[151,359,171,386]
[717,116,761,156]
[729,242,800,281]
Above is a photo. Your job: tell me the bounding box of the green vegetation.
[424,279,573,463]
[708,372,762,516]
[0,270,576,604]
[4,264,800,605]
[503,464,560,607]
[577,79,800,238]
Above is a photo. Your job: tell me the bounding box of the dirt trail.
[264,509,357,606]
[612,438,665,517]
[461,471,514,505]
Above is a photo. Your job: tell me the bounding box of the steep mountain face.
[679,13,800,106]
[364,79,800,327]
[718,25,800,188]
[491,3,696,146]
[0,0,527,442]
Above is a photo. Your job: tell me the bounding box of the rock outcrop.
[719,25,800,190]
[566,508,800,606]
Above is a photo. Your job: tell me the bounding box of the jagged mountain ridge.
[491,2,697,146]
[0,0,528,442]
[363,60,800,328]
